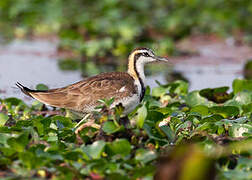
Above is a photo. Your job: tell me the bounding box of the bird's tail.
[16,82,70,109]
[16,82,37,98]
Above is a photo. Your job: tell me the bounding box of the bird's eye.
[144,52,150,57]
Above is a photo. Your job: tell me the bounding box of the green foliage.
[36,83,49,91]
[233,79,252,94]
[0,79,252,179]
[0,113,8,126]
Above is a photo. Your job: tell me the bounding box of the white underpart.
[111,94,139,115]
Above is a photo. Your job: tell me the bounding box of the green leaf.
[36,83,49,91]
[199,86,232,103]
[19,151,41,170]
[152,86,167,97]
[102,121,120,134]
[190,105,209,116]
[233,79,252,94]
[209,106,240,118]
[159,124,175,141]
[185,91,212,107]
[202,114,223,123]
[7,132,29,152]
[135,149,157,164]
[242,103,252,113]
[225,91,252,107]
[82,140,106,159]
[170,80,189,95]
[0,113,8,126]
[229,124,252,138]
[106,139,131,157]
[4,97,24,106]
[52,116,73,129]
[136,104,147,128]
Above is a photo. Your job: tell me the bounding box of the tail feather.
[16,82,34,97]
[16,82,71,109]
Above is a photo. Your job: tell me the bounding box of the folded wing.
[16,72,137,113]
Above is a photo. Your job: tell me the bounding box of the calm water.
[0,39,246,102]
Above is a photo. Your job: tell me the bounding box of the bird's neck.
[127,54,146,101]
[127,54,146,86]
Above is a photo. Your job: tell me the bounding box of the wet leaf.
[199,86,232,103]
[136,104,147,128]
[0,113,8,126]
[233,79,252,94]
[82,140,106,159]
[186,91,212,107]
[36,84,49,91]
[135,149,157,164]
[102,121,120,134]
[106,139,131,157]
[190,105,209,116]
[209,106,240,118]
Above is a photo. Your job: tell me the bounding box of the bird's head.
[127,47,169,79]
[129,47,169,64]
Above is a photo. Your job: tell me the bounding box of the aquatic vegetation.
[0,79,251,179]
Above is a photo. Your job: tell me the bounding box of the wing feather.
[17,72,137,113]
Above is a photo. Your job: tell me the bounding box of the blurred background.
[0,0,252,101]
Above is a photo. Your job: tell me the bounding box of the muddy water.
[0,38,250,102]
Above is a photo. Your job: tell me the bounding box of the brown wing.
[17,72,137,112]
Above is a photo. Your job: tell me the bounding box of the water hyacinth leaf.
[159,125,175,142]
[0,113,8,126]
[31,100,44,110]
[102,121,120,134]
[152,86,167,97]
[7,132,29,152]
[242,103,252,113]
[19,151,42,170]
[185,91,212,107]
[170,80,189,95]
[0,133,10,146]
[52,116,73,129]
[229,124,252,138]
[136,104,147,128]
[209,106,239,118]
[225,91,252,107]
[82,140,106,159]
[33,116,45,135]
[233,79,252,94]
[190,105,209,116]
[106,139,131,157]
[199,86,231,103]
[3,97,24,106]
[202,114,223,123]
[147,110,164,122]
[135,149,157,164]
[36,83,49,91]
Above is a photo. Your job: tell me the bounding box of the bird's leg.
[119,116,130,128]
[74,114,100,144]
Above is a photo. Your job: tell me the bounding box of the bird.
[16,47,169,116]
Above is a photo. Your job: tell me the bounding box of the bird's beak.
[155,56,169,62]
